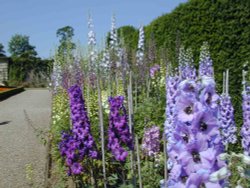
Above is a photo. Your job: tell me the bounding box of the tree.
[0,43,6,57]
[56,26,76,61]
[8,34,37,57]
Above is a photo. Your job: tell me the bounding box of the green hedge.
[0,87,24,100]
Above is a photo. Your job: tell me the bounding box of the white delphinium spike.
[136,25,145,66]
[199,42,214,77]
[178,47,196,80]
[51,57,62,93]
[199,41,210,62]
[88,15,96,46]
[87,14,97,72]
[110,14,118,50]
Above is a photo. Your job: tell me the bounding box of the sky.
[0,0,187,58]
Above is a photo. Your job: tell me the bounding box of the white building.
[0,57,9,84]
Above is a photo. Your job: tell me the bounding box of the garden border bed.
[0,87,25,101]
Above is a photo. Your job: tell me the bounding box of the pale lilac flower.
[141,126,160,158]
[150,64,160,78]
[167,44,227,187]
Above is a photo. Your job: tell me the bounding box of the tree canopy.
[8,34,37,57]
[56,26,76,59]
[0,43,6,57]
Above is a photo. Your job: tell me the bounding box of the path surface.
[0,89,51,188]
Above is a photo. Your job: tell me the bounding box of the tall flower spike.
[107,96,133,161]
[219,70,237,146]
[199,42,214,77]
[241,63,250,156]
[167,45,227,187]
[87,14,97,85]
[136,25,145,66]
[110,15,118,50]
[59,85,99,175]
[178,46,196,80]
[72,57,84,87]
[88,15,96,46]
[51,58,62,94]
[142,125,160,158]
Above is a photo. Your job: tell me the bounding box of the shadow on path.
[0,121,11,126]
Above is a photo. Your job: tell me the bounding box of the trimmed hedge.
[0,87,24,100]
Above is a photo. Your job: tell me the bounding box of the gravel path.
[0,89,51,188]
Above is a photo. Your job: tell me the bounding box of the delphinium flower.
[141,125,160,158]
[164,66,180,171]
[61,66,71,91]
[178,46,196,80]
[107,96,133,161]
[150,64,160,78]
[241,66,250,156]
[72,57,84,88]
[136,26,145,66]
[88,15,98,86]
[219,70,237,146]
[167,45,228,187]
[51,59,62,94]
[199,42,214,78]
[59,84,98,175]
[110,15,119,51]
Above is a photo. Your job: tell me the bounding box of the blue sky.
[0,0,187,58]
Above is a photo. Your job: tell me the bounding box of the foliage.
[0,43,5,57]
[7,34,51,86]
[8,34,37,57]
[50,90,71,187]
[56,26,76,63]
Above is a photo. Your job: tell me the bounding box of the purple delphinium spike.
[165,70,180,147]
[73,58,84,88]
[59,85,98,175]
[141,126,160,158]
[219,70,237,146]
[167,45,227,187]
[199,42,214,78]
[107,96,133,161]
[241,66,250,156]
[219,95,237,145]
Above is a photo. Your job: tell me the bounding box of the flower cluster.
[150,64,160,78]
[165,72,179,148]
[107,96,133,161]
[88,15,96,46]
[136,26,145,66]
[198,42,214,77]
[141,125,160,158]
[51,60,62,93]
[110,15,119,50]
[178,47,196,80]
[219,94,237,145]
[59,85,98,175]
[167,43,227,187]
[87,15,97,86]
[241,69,250,155]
